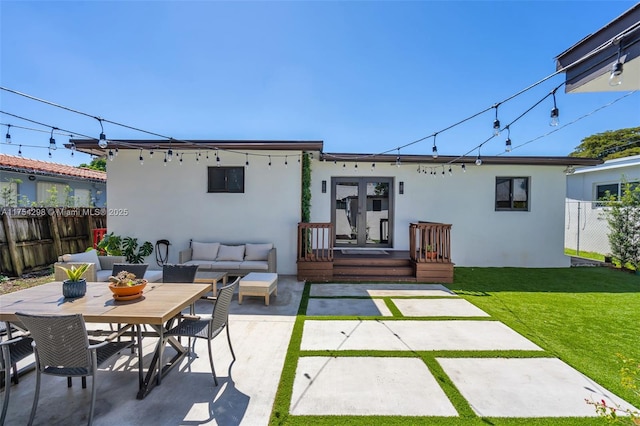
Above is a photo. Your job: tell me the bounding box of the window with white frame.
[595,181,639,207]
[0,180,18,206]
[74,189,92,206]
[37,182,69,206]
[495,177,529,211]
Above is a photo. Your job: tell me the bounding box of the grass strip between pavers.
[270,275,631,426]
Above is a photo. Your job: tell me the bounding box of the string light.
[18,144,22,156]
[505,126,512,152]
[49,128,57,150]
[167,148,173,162]
[48,147,52,158]
[461,164,466,172]
[108,149,114,161]
[163,152,168,166]
[97,118,108,148]
[268,155,272,169]
[216,150,220,166]
[550,89,560,126]
[285,155,288,167]
[139,149,144,165]
[492,104,501,136]
[5,124,11,144]
[475,147,483,166]
[448,166,452,176]
[371,163,376,171]
[396,148,401,167]
[432,134,438,159]
[609,42,624,86]
[245,153,249,167]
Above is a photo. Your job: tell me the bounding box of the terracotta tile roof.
[0,154,106,181]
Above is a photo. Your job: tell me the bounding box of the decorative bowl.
[108,281,147,298]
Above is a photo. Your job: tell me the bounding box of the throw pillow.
[216,244,245,261]
[244,243,273,261]
[191,241,220,261]
[63,249,102,271]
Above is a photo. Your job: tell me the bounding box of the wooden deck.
[297,222,454,283]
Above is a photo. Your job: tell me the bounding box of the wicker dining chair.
[165,277,239,386]
[1,333,34,425]
[15,312,136,426]
[111,263,149,279]
[162,264,199,283]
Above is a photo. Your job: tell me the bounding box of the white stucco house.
[71,139,600,278]
[565,155,640,255]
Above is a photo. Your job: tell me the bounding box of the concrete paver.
[290,357,458,416]
[306,298,392,316]
[310,283,457,297]
[392,298,490,317]
[301,320,543,351]
[438,357,639,417]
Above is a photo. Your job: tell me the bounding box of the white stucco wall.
[311,160,570,267]
[566,155,640,201]
[105,149,302,274]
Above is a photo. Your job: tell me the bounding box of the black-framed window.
[495,177,529,211]
[207,167,244,193]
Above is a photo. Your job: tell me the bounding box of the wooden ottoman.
[238,272,278,305]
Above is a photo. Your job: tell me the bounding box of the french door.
[332,177,393,247]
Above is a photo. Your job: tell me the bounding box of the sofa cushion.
[244,243,273,261]
[62,249,102,271]
[144,270,163,283]
[239,260,269,271]
[96,269,112,282]
[210,261,241,270]
[184,260,214,268]
[216,245,245,261]
[191,241,220,261]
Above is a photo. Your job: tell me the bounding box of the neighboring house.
[565,155,640,255]
[556,3,640,93]
[71,139,600,274]
[0,154,106,207]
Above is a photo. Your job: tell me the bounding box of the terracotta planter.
[109,281,147,298]
[63,279,87,298]
[425,252,437,259]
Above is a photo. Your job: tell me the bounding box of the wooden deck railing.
[409,221,452,263]
[297,222,334,262]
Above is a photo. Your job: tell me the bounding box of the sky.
[0,1,639,167]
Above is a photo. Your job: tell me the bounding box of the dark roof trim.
[69,139,324,157]
[555,4,640,92]
[322,153,602,167]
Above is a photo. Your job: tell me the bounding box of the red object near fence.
[93,228,107,249]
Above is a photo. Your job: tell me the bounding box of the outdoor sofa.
[179,241,276,276]
[54,249,163,282]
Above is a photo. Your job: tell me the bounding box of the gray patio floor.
[2,278,638,424]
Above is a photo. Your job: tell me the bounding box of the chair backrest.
[163,264,199,283]
[112,263,149,279]
[211,278,240,331]
[15,312,92,372]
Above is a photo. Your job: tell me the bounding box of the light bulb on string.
[505,126,512,152]
[492,104,501,136]
[475,147,483,166]
[609,43,624,86]
[97,118,108,148]
[354,162,358,171]
[432,134,438,159]
[550,89,560,126]
[18,145,22,156]
[115,147,119,156]
[167,148,173,162]
[139,150,144,165]
[48,148,52,158]
[164,153,168,166]
[179,153,184,165]
[448,166,452,176]
[108,149,114,161]
[285,156,288,167]
[371,163,376,172]
[216,150,221,167]
[396,148,401,167]
[268,155,272,170]
[245,153,249,167]
[69,139,76,157]
[49,128,57,150]
[5,124,11,144]
[150,150,154,158]
[442,167,445,178]
[461,164,466,172]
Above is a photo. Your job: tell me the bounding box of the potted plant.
[425,245,437,259]
[108,270,147,299]
[57,263,90,298]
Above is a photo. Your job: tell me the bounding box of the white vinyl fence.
[564,200,613,256]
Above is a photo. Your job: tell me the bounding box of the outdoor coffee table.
[194,271,228,299]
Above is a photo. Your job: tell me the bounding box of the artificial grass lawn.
[270,267,639,425]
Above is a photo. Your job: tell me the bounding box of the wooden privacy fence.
[0,208,106,277]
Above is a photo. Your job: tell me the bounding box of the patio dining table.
[0,280,210,399]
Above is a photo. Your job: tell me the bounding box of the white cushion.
[211,261,241,270]
[244,243,273,261]
[240,260,269,271]
[96,269,112,281]
[184,260,213,268]
[62,249,102,271]
[216,245,245,261]
[191,241,220,261]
